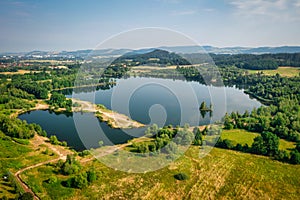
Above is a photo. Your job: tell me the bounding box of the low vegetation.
[20,146,300,199]
[248,66,300,77]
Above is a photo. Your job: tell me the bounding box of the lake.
[19,77,261,151]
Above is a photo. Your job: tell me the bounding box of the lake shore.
[13,98,145,129]
[71,99,145,129]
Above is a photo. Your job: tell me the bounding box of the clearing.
[0,70,42,75]
[221,129,296,150]
[248,66,300,77]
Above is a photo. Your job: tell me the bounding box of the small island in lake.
[199,101,212,112]
[199,101,213,118]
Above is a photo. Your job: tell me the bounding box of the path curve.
[14,136,68,200]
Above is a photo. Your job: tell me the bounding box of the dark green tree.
[19,192,34,200]
[193,127,203,146]
[290,151,300,164]
[73,172,88,188]
[87,169,97,183]
[251,136,267,155]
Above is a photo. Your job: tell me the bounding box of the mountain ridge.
[2,46,300,58]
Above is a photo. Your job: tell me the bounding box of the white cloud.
[295,0,300,7]
[156,0,182,4]
[171,10,197,16]
[203,8,215,12]
[229,0,300,21]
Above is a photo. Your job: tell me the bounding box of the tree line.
[210,53,300,69]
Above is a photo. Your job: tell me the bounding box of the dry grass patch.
[0,70,41,75]
[248,66,300,77]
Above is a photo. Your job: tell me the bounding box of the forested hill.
[183,53,300,70]
[111,49,191,66]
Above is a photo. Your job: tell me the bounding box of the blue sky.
[0,0,300,52]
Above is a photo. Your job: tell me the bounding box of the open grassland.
[131,65,177,70]
[0,136,61,199]
[221,129,258,146]
[19,59,75,64]
[221,129,296,151]
[248,66,300,77]
[0,139,31,199]
[0,70,41,75]
[22,145,300,200]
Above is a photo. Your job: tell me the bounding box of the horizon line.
[1,45,300,54]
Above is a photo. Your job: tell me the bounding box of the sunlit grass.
[221,129,296,151]
[21,145,300,199]
[248,66,300,77]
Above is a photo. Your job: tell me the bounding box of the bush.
[63,177,73,188]
[216,138,235,149]
[49,135,60,145]
[78,150,90,157]
[60,154,81,175]
[174,172,189,181]
[72,172,88,189]
[61,141,67,147]
[74,173,88,188]
[87,169,97,183]
[290,151,300,164]
[47,176,57,184]
[19,192,34,200]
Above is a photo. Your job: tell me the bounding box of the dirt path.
[15,158,62,200]
[81,137,152,163]
[14,135,70,200]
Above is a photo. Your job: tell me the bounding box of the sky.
[0,0,300,52]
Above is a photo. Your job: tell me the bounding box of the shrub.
[47,176,57,184]
[290,151,300,164]
[19,192,34,200]
[174,172,189,181]
[78,150,90,157]
[73,172,88,188]
[87,169,97,183]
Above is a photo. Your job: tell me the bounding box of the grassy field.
[221,129,258,146]
[0,139,31,199]
[1,129,299,199]
[21,144,300,200]
[248,66,300,77]
[0,137,59,199]
[19,60,75,64]
[221,129,296,151]
[0,70,41,75]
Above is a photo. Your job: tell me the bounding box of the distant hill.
[2,46,300,58]
[161,46,300,54]
[112,49,191,66]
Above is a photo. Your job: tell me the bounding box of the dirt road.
[14,135,69,200]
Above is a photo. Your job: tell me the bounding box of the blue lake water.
[19,77,261,151]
